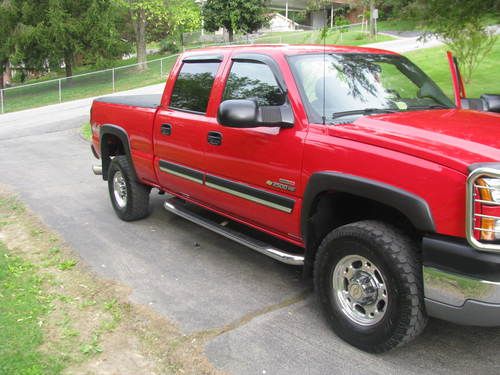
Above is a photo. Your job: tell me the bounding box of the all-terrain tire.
[107,155,151,221]
[314,220,427,353]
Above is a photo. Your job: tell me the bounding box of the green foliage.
[446,25,496,83]
[57,259,77,271]
[159,38,180,53]
[81,123,92,141]
[10,0,129,79]
[404,0,499,83]
[405,38,500,99]
[0,244,64,374]
[202,0,270,41]
[0,0,18,87]
[306,0,334,11]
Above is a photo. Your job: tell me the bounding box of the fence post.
[0,89,4,114]
[160,59,163,78]
[58,79,62,103]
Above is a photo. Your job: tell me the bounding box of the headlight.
[475,177,500,241]
[467,168,500,253]
[480,178,500,203]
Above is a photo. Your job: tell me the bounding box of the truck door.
[202,53,306,240]
[153,55,223,200]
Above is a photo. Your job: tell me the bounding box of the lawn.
[2,56,177,114]
[255,27,394,46]
[81,123,91,141]
[0,242,64,374]
[0,192,218,374]
[404,37,500,99]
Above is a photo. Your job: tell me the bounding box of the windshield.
[288,53,454,124]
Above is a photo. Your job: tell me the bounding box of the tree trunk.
[0,68,4,90]
[369,0,376,38]
[136,8,147,70]
[4,62,12,86]
[64,53,73,78]
[228,28,234,43]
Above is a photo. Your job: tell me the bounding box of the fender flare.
[301,172,436,245]
[99,124,137,181]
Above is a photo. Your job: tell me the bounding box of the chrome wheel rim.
[332,255,388,326]
[113,171,127,209]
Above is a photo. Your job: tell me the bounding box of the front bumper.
[423,236,500,326]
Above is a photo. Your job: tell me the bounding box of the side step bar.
[164,199,304,266]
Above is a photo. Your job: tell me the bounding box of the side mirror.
[217,99,294,128]
[481,94,500,113]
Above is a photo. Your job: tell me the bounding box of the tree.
[44,0,128,77]
[116,0,169,69]
[202,0,270,42]
[0,0,18,89]
[148,0,201,47]
[11,0,128,78]
[401,0,499,82]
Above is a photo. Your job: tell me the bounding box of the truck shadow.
[150,197,500,373]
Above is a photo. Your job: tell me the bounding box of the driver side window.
[223,61,285,106]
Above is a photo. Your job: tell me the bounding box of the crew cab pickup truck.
[90,44,500,353]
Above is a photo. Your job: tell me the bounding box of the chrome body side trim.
[423,266,500,307]
[158,160,204,184]
[205,181,293,213]
[163,198,304,266]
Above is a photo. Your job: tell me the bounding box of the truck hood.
[331,109,500,174]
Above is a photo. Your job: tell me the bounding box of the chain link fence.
[0,55,178,114]
[1,22,373,115]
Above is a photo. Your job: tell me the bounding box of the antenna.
[322,5,327,125]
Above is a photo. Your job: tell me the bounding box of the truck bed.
[94,94,162,109]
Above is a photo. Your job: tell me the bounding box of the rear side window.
[223,61,285,106]
[170,62,220,113]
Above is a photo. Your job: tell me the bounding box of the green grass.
[81,123,91,141]
[0,243,63,375]
[2,56,177,114]
[404,37,500,99]
[256,27,394,46]
[377,19,421,32]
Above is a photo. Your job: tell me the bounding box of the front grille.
[466,167,500,253]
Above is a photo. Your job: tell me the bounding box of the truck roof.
[181,44,399,58]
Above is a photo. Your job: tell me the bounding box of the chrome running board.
[164,198,304,266]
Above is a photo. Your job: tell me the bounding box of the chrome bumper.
[424,266,500,326]
[423,236,500,326]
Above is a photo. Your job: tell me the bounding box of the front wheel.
[314,220,427,353]
[107,155,151,221]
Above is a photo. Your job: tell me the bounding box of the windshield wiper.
[407,104,450,110]
[331,108,398,120]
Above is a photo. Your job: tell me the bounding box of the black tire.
[314,220,427,353]
[107,155,151,221]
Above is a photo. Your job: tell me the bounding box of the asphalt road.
[1,88,500,375]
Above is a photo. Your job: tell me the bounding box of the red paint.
[91,44,500,246]
[447,51,465,107]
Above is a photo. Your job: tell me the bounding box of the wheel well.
[101,133,125,180]
[303,191,420,276]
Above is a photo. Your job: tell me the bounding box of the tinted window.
[289,53,453,124]
[223,61,285,106]
[170,62,219,113]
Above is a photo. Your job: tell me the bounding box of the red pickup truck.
[90,44,500,353]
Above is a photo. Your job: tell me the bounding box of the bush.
[159,39,180,54]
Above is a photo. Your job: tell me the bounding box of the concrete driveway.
[1,87,500,375]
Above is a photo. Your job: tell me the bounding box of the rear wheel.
[108,155,151,221]
[314,220,427,353]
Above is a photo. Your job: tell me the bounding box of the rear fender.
[99,124,137,181]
